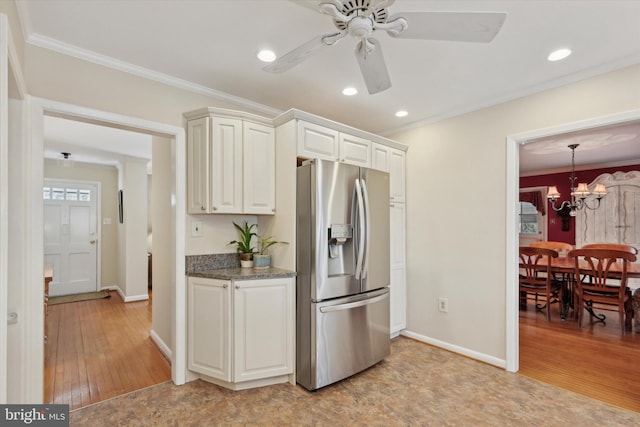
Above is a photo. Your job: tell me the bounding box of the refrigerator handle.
[319,293,388,312]
[354,178,365,280]
[361,179,371,279]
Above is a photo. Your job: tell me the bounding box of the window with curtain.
[519,201,539,234]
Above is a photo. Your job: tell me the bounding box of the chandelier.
[546,144,607,217]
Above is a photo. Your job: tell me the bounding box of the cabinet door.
[297,120,339,161]
[211,117,243,213]
[390,202,406,334]
[389,148,406,203]
[233,278,294,382]
[243,122,275,214]
[188,277,231,381]
[339,133,371,167]
[187,117,209,213]
[371,142,390,172]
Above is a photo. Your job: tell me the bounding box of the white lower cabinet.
[188,276,295,390]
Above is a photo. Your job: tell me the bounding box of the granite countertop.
[185,253,296,280]
[188,267,296,280]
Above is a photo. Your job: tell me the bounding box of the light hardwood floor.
[44,290,171,410]
[519,298,640,412]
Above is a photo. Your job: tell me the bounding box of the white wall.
[151,136,172,350]
[389,63,640,362]
[117,158,149,300]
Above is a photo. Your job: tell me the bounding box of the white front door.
[44,179,98,296]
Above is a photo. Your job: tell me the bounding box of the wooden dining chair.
[519,246,561,322]
[567,248,637,334]
[531,241,574,317]
[581,243,638,255]
[531,241,574,255]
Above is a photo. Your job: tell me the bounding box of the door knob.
[89,240,96,244]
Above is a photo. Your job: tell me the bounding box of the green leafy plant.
[257,235,288,255]
[228,221,257,254]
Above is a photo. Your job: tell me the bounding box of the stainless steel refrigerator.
[296,158,390,391]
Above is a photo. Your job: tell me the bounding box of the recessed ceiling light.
[395,110,408,118]
[547,48,571,62]
[257,50,276,63]
[342,87,358,96]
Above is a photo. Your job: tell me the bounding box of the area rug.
[49,290,111,305]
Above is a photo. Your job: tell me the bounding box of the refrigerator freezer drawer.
[299,288,390,390]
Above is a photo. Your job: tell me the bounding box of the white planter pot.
[240,259,254,268]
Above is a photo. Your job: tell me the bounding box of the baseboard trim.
[103,285,149,302]
[400,330,506,369]
[150,329,172,362]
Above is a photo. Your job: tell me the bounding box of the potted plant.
[228,221,257,268]
[254,235,288,269]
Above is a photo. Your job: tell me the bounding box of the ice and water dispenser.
[327,223,354,277]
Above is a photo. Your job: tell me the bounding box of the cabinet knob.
[235,284,240,289]
[213,206,218,211]
[223,284,228,289]
[200,206,205,211]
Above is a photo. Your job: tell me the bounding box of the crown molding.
[25,33,283,118]
[383,52,640,138]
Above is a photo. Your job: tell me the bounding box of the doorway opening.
[26,98,186,405]
[507,108,640,410]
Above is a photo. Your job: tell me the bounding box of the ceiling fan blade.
[263,35,329,73]
[355,38,391,95]
[388,11,507,43]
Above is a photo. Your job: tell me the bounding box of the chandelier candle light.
[546,144,607,217]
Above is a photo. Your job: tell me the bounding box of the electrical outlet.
[438,297,448,313]
[191,221,204,237]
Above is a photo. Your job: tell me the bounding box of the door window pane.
[66,188,78,201]
[52,188,65,200]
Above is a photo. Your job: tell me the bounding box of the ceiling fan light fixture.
[342,86,358,96]
[547,48,571,62]
[257,49,277,63]
[395,110,408,118]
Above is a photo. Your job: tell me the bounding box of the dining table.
[520,253,640,323]
[548,256,640,278]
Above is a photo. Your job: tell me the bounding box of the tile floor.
[71,337,640,426]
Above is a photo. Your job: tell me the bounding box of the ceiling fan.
[263,0,507,94]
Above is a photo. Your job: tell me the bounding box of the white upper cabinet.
[389,147,406,203]
[339,133,371,167]
[210,117,243,214]
[243,122,276,215]
[371,142,390,172]
[185,109,275,215]
[187,117,210,213]
[297,120,339,160]
[297,120,372,167]
[371,143,406,203]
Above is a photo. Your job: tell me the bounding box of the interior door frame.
[26,96,187,402]
[44,178,101,295]
[505,108,640,373]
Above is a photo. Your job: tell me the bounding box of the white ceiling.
[19,0,640,172]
